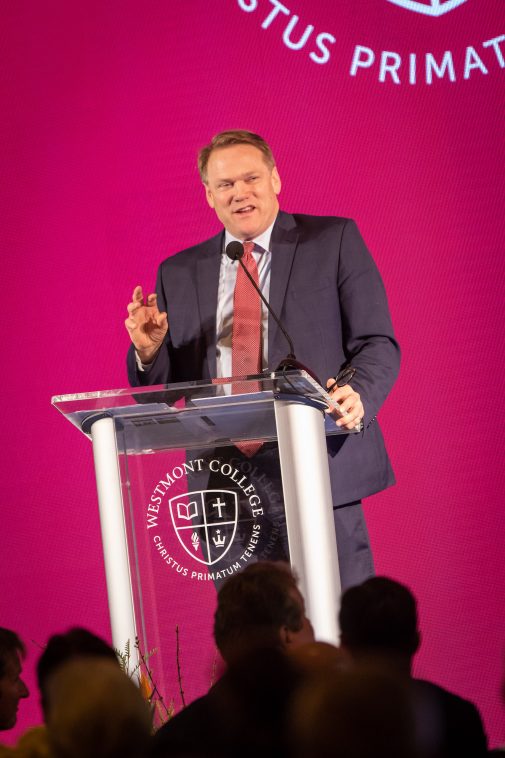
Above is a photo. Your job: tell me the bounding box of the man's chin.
[230,218,255,236]
[229,219,268,241]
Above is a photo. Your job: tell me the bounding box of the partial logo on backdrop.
[386,0,467,16]
[235,0,504,85]
[146,456,282,581]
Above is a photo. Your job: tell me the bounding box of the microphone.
[226,241,321,383]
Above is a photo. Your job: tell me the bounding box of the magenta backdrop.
[1,0,504,747]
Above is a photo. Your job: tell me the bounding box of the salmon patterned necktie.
[232,240,263,456]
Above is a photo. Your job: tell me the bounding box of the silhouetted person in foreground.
[288,639,349,677]
[339,577,488,757]
[36,627,119,721]
[289,661,416,758]
[0,627,29,732]
[151,561,314,758]
[2,627,125,758]
[46,657,151,758]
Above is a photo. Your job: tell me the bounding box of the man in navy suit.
[125,130,400,588]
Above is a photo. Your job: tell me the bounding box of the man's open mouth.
[234,205,255,214]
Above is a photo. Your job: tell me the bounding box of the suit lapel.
[196,231,223,379]
[194,215,299,378]
[268,212,299,364]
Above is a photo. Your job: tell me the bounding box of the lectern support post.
[90,416,137,660]
[275,397,341,644]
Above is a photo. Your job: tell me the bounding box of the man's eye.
[247,176,258,182]
[218,182,231,189]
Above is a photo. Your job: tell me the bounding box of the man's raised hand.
[125,286,168,364]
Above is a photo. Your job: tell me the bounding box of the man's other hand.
[326,379,364,430]
[125,286,168,364]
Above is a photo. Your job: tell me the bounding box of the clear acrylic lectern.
[53,370,358,717]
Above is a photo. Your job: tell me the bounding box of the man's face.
[0,652,29,730]
[204,144,281,240]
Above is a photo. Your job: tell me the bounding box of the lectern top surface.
[52,370,358,451]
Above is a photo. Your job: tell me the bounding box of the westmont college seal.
[146,456,282,581]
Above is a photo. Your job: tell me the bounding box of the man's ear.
[279,625,290,648]
[205,184,215,209]
[271,166,281,195]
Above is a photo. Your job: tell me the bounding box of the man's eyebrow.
[217,171,258,183]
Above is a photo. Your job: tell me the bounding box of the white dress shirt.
[216,222,274,378]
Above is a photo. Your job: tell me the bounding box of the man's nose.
[233,181,250,200]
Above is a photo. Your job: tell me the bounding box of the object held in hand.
[327,366,357,393]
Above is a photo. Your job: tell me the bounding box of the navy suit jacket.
[127,211,400,506]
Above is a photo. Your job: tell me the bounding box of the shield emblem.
[386,0,467,15]
[168,489,238,565]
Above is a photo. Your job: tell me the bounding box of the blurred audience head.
[290,663,416,758]
[339,576,420,672]
[45,657,151,758]
[215,645,303,757]
[0,627,29,730]
[37,627,118,719]
[289,640,349,677]
[214,561,314,663]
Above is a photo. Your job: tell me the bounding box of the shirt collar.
[224,218,276,255]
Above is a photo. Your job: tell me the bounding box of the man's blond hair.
[198,130,275,184]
